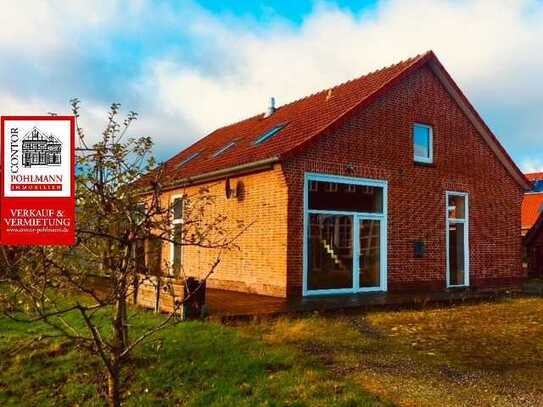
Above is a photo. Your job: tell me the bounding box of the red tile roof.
[150,51,530,191]
[158,52,430,184]
[522,193,543,231]
[526,172,543,181]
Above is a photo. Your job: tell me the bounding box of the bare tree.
[0,100,247,407]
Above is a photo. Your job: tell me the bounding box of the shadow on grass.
[0,308,387,407]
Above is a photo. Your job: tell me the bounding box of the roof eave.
[138,156,281,195]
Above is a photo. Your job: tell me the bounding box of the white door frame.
[445,191,470,287]
[303,172,388,296]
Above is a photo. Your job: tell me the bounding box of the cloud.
[0,0,541,169]
[521,158,543,173]
[140,0,543,165]
[0,1,121,54]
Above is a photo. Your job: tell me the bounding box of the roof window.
[177,151,200,168]
[213,141,236,157]
[254,123,287,145]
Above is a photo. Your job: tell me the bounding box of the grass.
[240,297,543,407]
[3,296,543,406]
[0,304,384,406]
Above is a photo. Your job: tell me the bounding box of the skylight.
[254,123,287,145]
[177,151,200,168]
[213,141,236,157]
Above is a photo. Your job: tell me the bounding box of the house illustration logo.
[22,127,62,168]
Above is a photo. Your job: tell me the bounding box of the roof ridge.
[273,52,428,112]
[199,52,430,135]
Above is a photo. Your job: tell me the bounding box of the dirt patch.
[243,298,543,407]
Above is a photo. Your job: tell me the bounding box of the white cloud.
[521,158,543,173]
[0,1,121,54]
[0,0,542,167]
[141,0,543,163]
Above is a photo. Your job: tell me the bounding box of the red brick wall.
[282,65,525,296]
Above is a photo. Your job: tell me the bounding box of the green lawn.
[0,305,384,406]
[3,297,543,407]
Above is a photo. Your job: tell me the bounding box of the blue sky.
[1,0,542,171]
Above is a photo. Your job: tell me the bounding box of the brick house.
[149,51,531,299]
[525,212,543,278]
[522,172,543,235]
[523,173,543,276]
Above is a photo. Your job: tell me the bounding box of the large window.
[446,192,469,287]
[170,197,183,276]
[304,174,387,295]
[413,123,433,164]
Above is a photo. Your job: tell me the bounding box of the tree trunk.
[109,285,129,405]
[118,282,129,349]
[107,363,121,407]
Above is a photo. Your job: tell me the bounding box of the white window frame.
[303,173,388,296]
[169,195,184,276]
[413,123,433,164]
[445,191,470,288]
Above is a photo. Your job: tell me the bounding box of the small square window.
[413,124,433,163]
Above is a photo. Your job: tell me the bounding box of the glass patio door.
[307,214,354,291]
[304,173,387,296]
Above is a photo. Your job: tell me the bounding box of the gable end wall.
[283,65,525,296]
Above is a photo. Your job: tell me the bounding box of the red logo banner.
[0,116,75,245]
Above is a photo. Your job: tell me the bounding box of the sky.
[1,0,542,172]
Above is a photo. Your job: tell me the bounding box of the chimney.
[264,97,276,118]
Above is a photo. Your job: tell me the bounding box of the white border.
[303,173,388,296]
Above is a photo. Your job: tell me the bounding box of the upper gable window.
[413,123,433,164]
[254,123,287,145]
